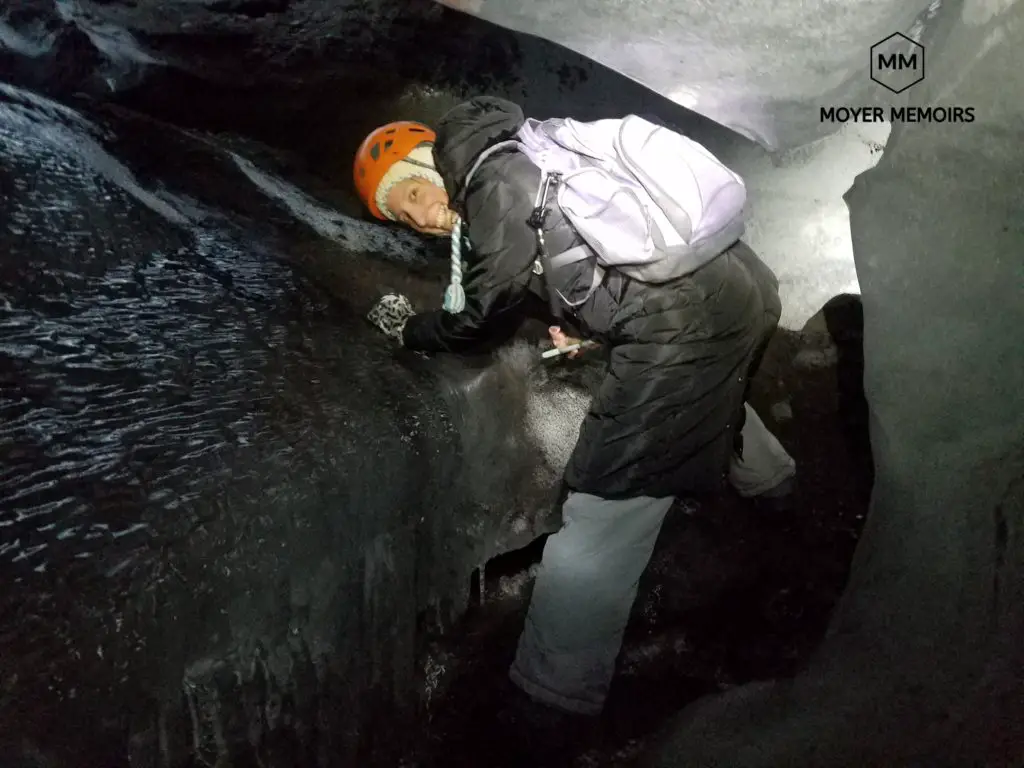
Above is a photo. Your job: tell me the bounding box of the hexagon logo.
[870,32,925,94]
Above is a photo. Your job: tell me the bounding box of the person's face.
[385,177,457,236]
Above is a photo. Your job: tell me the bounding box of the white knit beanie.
[375,145,446,221]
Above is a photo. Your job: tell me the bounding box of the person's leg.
[509,492,674,716]
[729,401,797,497]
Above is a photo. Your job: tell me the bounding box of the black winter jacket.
[401,97,782,500]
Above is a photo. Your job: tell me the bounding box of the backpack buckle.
[526,206,548,231]
[527,171,562,230]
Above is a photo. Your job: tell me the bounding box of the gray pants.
[509,403,796,715]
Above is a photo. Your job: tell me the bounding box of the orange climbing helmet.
[353,121,437,219]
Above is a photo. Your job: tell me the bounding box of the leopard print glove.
[367,293,415,343]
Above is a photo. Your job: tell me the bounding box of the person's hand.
[367,294,415,343]
[548,325,584,359]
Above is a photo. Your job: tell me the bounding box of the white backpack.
[460,114,747,310]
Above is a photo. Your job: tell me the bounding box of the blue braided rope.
[442,215,467,313]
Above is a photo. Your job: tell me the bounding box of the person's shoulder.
[467,153,538,210]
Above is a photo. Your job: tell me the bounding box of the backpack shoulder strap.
[441,139,521,315]
[455,139,521,206]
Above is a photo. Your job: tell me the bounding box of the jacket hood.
[432,96,525,206]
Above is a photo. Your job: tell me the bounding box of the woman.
[354,96,796,723]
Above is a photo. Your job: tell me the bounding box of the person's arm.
[401,174,536,354]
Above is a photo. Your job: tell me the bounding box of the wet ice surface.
[0,81,442,648]
[54,0,163,68]
[229,151,429,264]
[0,16,59,58]
[1,87,286,579]
[0,78,434,549]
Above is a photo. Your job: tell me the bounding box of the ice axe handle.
[541,340,598,360]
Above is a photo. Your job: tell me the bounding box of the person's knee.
[538,523,661,598]
[538,527,607,579]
